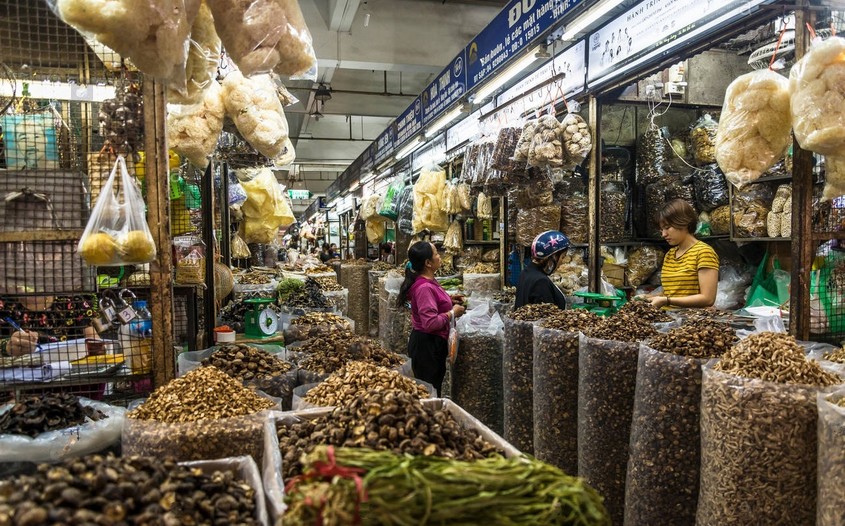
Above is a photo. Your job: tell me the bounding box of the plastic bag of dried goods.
[463,273,500,292]
[412,165,449,233]
[52,0,200,86]
[817,388,845,526]
[664,177,696,211]
[396,186,415,235]
[601,188,626,242]
[453,311,504,435]
[238,167,296,243]
[625,345,708,526]
[443,220,463,254]
[503,316,539,453]
[731,182,773,238]
[578,335,640,526]
[517,205,562,247]
[490,126,524,172]
[477,191,493,220]
[167,80,226,168]
[559,113,593,170]
[0,398,125,463]
[222,71,292,161]
[378,178,405,221]
[456,183,472,211]
[561,192,588,244]
[360,194,381,221]
[697,366,839,525]
[167,2,221,104]
[823,155,845,202]
[689,114,718,165]
[716,69,791,188]
[528,114,564,168]
[790,36,845,157]
[626,246,664,287]
[532,325,581,475]
[366,218,385,244]
[693,164,730,212]
[637,126,669,184]
[514,119,537,162]
[206,0,317,79]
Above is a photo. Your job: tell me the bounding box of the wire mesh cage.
[0,0,172,404]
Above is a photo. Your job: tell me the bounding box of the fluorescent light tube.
[560,0,618,41]
[425,107,464,138]
[473,46,544,102]
[395,136,425,160]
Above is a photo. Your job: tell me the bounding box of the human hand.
[9,331,38,357]
[452,305,466,318]
[450,294,466,306]
[648,296,669,308]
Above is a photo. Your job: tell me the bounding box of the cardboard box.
[603,263,627,288]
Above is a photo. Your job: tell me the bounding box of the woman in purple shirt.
[397,242,465,395]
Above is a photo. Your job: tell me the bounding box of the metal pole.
[221,163,231,267]
[587,95,602,293]
[202,162,216,347]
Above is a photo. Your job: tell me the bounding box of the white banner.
[497,39,586,109]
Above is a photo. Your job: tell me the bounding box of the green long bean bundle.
[285,446,609,526]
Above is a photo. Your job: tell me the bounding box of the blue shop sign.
[422,51,467,124]
[374,127,395,165]
[395,98,423,146]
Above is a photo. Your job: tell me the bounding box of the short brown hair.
[658,199,697,233]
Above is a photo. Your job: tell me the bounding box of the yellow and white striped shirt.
[661,241,719,298]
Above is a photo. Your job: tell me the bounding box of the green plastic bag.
[378,178,405,221]
[745,252,790,308]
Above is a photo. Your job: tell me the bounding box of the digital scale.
[243,298,279,338]
[571,290,627,317]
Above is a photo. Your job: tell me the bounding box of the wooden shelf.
[0,229,84,243]
[730,237,791,242]
[464,240,500,245]
[753,174,793,184]
[812,231,845,241]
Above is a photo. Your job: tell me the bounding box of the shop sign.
[395,98,423,147]
[412,134,447,173]
[423,51,468,125]
[496,39,586,109]
[466,0,585,90]
[361,145,374,173]
[587,0,769,84]
[373,127,395,166]
[288,189,312,200]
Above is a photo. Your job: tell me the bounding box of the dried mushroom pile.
[296,335,404,377]
[202,343,293,380]
[617,301,672,323]
[588,312,658,343]
[818,392,845,526]
[465,263,498,274]
[370,262,395,271]
[647,316,737,358]
[0,393,106,437]
[235,270,274,285]
[824,347,845,364]
[698,333,843,525]
[625,318,737,526]
[509,303,562,322]
[303,362,429,407]
[305,265,334,274]
[714,332,840,386]
[311,276,342,291]
[541,310,601,333]
[281,279,333,310]
[285,312,351,342]
[0,455,259,525]
[277,390,501,478]
[129,366,275,423]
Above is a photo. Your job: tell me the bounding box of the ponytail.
[396,241,434,308]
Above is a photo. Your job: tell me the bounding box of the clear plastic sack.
[443,220,463,254]
[560,113,592,170]
[689,114,718,165]
[578,335,640,526]
[396,185,415,235]
[51,0,200,86]
[732,182,773,238]
[790,36,845,157]
[693,164,729,212]
[360,194,382,221]
[490,126,524,174]
[0,399,125,463]
[823,154,845,202]
[817,388,845,526]
[365,218,385,244]
[716,69,792,188]
[167,79,226,168]
[340,263,371,335]
[78,156,156,266]
[456,183,472,212]
[378,178,405,221]
[560,192,588,244]
[517,205,561,247]
[476,192,493,221]
[222,72,291,162]
[412,165,449,233]
[503,316,538,453]
[528,114,563,168]
[206,0,317,79]
[626,246,664,287]
[368,270,389,337]
[697,366,835,525]
[239,167,296,243]
[637,126,668,184]
[232,232,251,259]
[601,189,626,242]
[532,325,580,474]
[625,345,707,526]
[514,119,536,162]
[462,272,499,292]
[166,2,221,105]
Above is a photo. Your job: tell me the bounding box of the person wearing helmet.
[515,230,570,309]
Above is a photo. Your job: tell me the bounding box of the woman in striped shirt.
[639,199,719,309]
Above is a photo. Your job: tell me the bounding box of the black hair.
[397,242,434,308]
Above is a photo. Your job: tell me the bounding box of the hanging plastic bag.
[365,218,385,244]
[412,165,448,233]
[716,69,792,188]
[790,36,845,157]
[744,253,790,308]
[167,80,226,168]
[693,164,729,212]
[396,186,415,235]
[166,2,222,105]
[477,192,493,221]
[206,0,317,80]
[78,156,156,266]
[232,233,251,259]
[689,114,718,165]
[222,72,291,162]
[378,178,405,221]
[239,168,296,244]
[528,114,564,168]
[443,220,463,254]
[51,0,200,86]
[514,119,537,162]
[360,194,381,221]
[823,154,845,202]
[559,113,592,170]
[637,126,668,184]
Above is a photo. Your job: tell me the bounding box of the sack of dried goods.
[166,2,221,105]
[823,154,845,201]
[626,246,664,287]
[715,69,791,188]
[560,192,588,244]
[532,311,601,474]
[689,114,718,165]
[206,0,316,79]
[222,72,292,162]
[378,178,405,221]
[514,119,537,162]
[167,80,226,168]
[637,126,669,185]
[693,164,730,212]
[412,165,449,233]
[817,388,845,526]
[559,113,593,170]
[517,205,562,247]
[528,114,564,167]
[625,318,736,526]
[790,36,845,157]
[697,333,842,525]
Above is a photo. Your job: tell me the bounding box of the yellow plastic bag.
[239,167,296,244]
[366,218,386,244]
[412,165,449,233]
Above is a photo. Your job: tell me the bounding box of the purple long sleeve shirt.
[408,276,453,340]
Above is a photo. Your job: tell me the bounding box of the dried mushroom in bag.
[689,114,718,165]
[514,119,537,162]
[637,126,668,184]
[817,389,845,526]
[528,115,564,168]
[626,246,664,287]
[561,192,588,244]
[732,182,773,238]
[559,113,592,170]
[693,164,729,212]
[491,126,525,174]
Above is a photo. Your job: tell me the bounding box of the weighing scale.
[571,290,627,317]
[244,298,279,338]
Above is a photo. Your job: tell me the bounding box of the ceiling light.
[315,83,332,102]
[425,106,466,138]
[395,136,425,160]
[559,0,619,41]
[471,46,545,102]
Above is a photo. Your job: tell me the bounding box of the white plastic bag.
[0,399,125,463]
[222,72,292,162]
[77,156,156,266]
[167,79,226,168]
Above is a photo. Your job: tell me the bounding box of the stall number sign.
[288,189,311,200]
